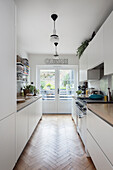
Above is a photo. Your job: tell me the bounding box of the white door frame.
[36,65,78,114]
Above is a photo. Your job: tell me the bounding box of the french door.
[37,66,77,114]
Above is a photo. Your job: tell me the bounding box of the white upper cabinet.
[79,11,113,77]
[79,48,101,82]
[88,26,104,70]
[0,0,16,120]
[103,12,113,75]
[79,50,88,82]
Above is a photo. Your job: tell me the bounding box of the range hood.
[87,63,104,80]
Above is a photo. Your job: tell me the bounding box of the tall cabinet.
[0,0,16,170]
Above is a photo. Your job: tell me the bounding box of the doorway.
[37,66,78,114]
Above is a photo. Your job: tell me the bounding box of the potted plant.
[76,90,82,96]
[76,31,96,59]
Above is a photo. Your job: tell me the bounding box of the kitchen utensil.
[89,94,104,100]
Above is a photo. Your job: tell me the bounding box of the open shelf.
[17,71,28,76]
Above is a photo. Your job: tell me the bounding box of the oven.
[75,100,87,149]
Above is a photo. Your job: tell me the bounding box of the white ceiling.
[15,0,113,55]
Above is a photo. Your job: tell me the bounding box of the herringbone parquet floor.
[14,115,96,170]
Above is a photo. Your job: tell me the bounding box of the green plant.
[50,85,55,90]
[76,31,96,59]
[76,90,82,96]
[76,40,89,58]
[25,85,34,93]
[24,85,36,94]
[34,87,39,95]
[40,81,45,89]
[37,89,40,94]
[60,87,66,90]
[46,83,51,87]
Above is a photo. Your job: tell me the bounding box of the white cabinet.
[87,109,113,169]
[72,98,76,123]
[87,131,113,170]
[79,11,113,77]
[28,98,42,139]
[16,107,28,160]
[0,0,16,120]
[0,114,16,170]
[103,12,113,75]
[36,98,42,123]
[79,49,101,82]
[88,27,104,70]
[79,50,88,82]
[28,102,37,138]
[16,98,42,161]
[78,115,87,147]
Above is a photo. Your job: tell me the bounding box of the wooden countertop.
[87,104,113,127]
[17,95,42,112]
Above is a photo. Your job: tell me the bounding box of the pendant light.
[53,42,59,59]
[50,14,59,43]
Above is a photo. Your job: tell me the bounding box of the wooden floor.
[14,115,96,170]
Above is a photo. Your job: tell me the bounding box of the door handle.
[58,88,59,94]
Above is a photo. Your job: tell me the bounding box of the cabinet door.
[103,12,113,75]
[87,109,113,165]
[72,98,76,123]
[28,98,42,139]
[0,0,16,120]
[16,108,28,160]
[79,50,88,82]
[0,114,16,170]
[87,131,113,170]
[88,27,104,69]
[37,98,42,122]
[28,102,36,138]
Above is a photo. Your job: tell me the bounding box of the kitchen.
[0,0,113,170]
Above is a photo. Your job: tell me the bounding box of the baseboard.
[42,113,71,115]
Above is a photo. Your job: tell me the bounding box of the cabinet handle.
[58,88,59,94]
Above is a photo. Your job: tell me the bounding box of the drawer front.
[78,116,87,145]
[87,131,113,170]
[87,109,113,165]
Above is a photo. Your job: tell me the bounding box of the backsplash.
[88,75,113,96]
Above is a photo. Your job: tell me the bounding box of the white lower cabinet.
[87,110,113,170]
[28,98,42,139]
[72,98,76,123]
[16,98,42,161]
[28,103,36,138]
[87,131,113,170]
[0,114,16,170]
[16,107,28,160]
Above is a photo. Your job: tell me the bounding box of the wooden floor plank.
[14,115,96,170]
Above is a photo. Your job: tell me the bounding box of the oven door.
[77,109,87,147]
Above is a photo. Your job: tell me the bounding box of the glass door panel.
[40,70,55,100]
[59,70,75,100]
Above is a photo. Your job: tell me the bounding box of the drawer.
[87,130,113,170]
[87,109,113,165]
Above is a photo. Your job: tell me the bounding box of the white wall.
[17,49,28,59]
[28,54,78,85]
